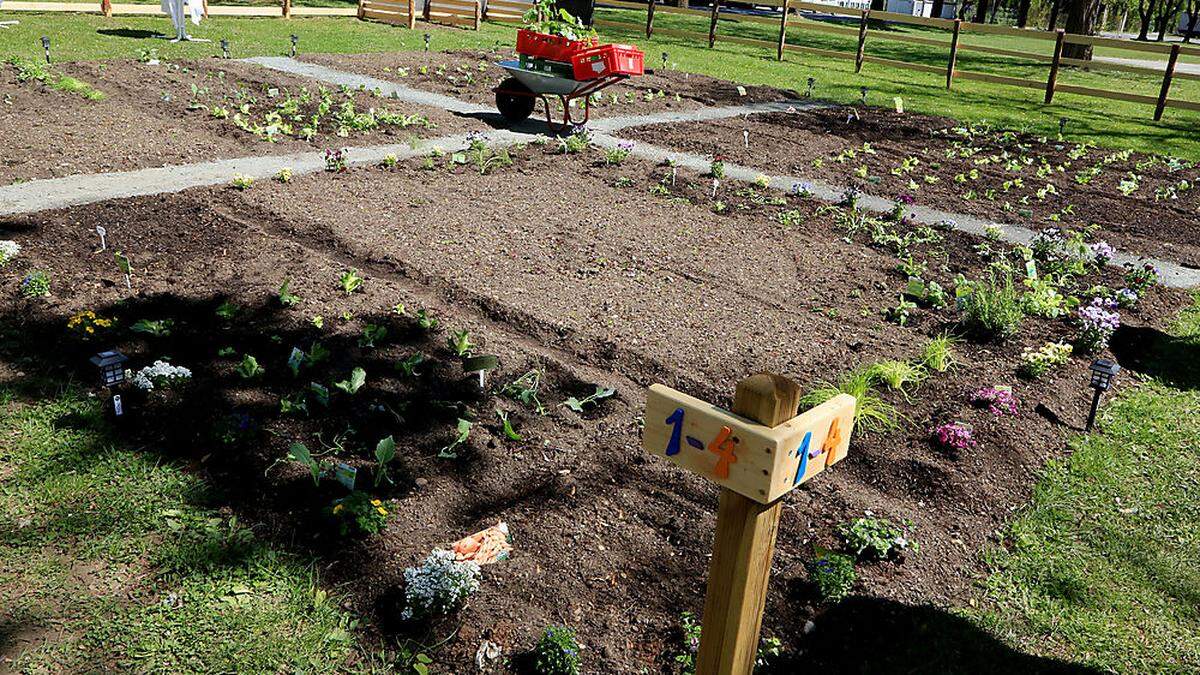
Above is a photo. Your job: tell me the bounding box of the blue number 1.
[665,408,685,456]
[793,431,813,485]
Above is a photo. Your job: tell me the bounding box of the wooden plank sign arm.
[644,374,856,675]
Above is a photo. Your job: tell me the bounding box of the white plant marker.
[112,394,124,416]
[671,166,677,186]
[743,129,749,149]
[711,178,719,199]
[95,225,107,251]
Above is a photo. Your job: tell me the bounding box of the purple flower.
[1089,241,1115,266]
[1076,296,1120,353]
[897,194,915,205]
[932,422,976,452]
[617,140,634,151]
[972,386,1018,416]
[792,181,813,196]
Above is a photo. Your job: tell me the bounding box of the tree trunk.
[1136,0,1157,38]
[932,0,946,18]
[1062,0,1101,59]
[1187,3,1200,41]
[1017,0,1032,26]
[973,0,989,22]
[871,0,886,10]
[1048,0,1062,28]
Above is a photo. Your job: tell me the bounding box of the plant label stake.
[95,225,107,252]
[662,51,668,70]
[742,129,749,149]
[711,178,719,199]
[41,36,51,64]
[221,38,230,58]
[671,165,677,186]
[112,394,124,417]
[643,374,856,675]
[424,33,430,52]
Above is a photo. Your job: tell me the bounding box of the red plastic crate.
[516,29,597,63]
[571,44,645,81]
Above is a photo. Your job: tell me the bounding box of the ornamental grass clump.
[920,332,958,373]
[533,626,582,675]
[1075,297,1120,354]
[932,421,975,452]
[401,549,481,621]
[800,369,899,434]
[971,385,1018,416]
[959,270,1022,341]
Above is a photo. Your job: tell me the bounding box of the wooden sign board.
[644,384,856,504]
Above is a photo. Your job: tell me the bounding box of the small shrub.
[709,156,725,179]
[558,127,590,154]
[864,359,926,395]
[330,491,388,536]
[231,174,254,190]
[401,549,481,621]
[533,626,581,675]
[931,421,975,452]
[1018,341,1073,378]
[959,270,1022,341]
[839,516,916,560]
[805,550,857,603]
[19,270,50,298]
[604,141,633,165]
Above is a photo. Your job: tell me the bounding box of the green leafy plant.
[495,409,522,441]
[277,279,301,307]
[284,442,323,485]
[806,548,857,603]
[215,300,239,320]
[522,0,597,40]
[19,270,51,299]
[374,435,397,487]
[864,360,926,395]
[397,352,425,377]
[339,269,364,295]
[673,611,784,674]
[236,354,265,379]
[447,329,473,357]
[885,297,918,326]
[331,491,388,536]
[359,323,388,349]
[502,369,547,414]
[1018,341,1073,378]
[839,516,917,560]
[416,308,438,330]
[130,318,173,336]
[438,418,472,459]
[533,625,581,675]
[563,385,615,412]
[231,174,255,190]
[334,367,366,395]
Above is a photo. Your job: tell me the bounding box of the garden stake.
[742,129,749,149]
[221,38,230,59]
[41,36,51,64]
[804,77,814,98]
[643,373,856,675]
[290,34,298,58]
[711,178,719,198]
[95,225,107,251]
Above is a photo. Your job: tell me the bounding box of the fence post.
[407,0,415,28]
[776,0,788,61]
[946,18,961,89]
[855,9,869,73]
[101,0,112,17]
[1045,29,1064,104]
[357,0,365,19]
[708,0,720,48]
[646,0,656,38]
[473,0,480,28]
[282,0,291,18]
[1154,43,1180,121]
[693,374,800,675]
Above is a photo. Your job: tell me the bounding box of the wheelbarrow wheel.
[496,77,535,123]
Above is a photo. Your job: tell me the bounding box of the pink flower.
[932,422,976,452]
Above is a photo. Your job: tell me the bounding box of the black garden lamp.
[859,86,868,105]
[661,51,668,69]
[805,77,815,97]
[41,36,50,64]
[221,38,230,59]
[290,34,298,58]
[1085,358,1120,431]
[423,33,431,52]
[90,350,128,388]
[1059,117,1068,136]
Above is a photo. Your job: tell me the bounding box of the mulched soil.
[1,137,1187,672]
[618,106,1200,267]
[300,47,798,116]
[0,57,488,185]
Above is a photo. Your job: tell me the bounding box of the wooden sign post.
[643,373,856,675]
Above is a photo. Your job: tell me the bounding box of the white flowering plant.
[0,240,20,267]
[131,360,193,391]
[401,549,481,621]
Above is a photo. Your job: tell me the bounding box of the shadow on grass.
[97,28,166,40]
[779,596,1104,675]
[1110,322,1200,389]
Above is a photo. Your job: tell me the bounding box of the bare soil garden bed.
[0,57,486,185]
[1,133,1186,671]
[619,107,1200,267]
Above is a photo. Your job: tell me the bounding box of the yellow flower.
[376,507,388,516]
[370,499,382,506]
[332,503,344,514]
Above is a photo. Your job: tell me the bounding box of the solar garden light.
[661,51,668,70]
[41,36,51,64]
[804,77,814,98]
[1085,358,1120,431]
[290,34,298,58]
[424,33,431,52]
[221,38,230,59]
[1058,117,1068,136]
[463,354,499,390]
[91,350,129,417]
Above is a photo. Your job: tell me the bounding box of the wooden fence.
[593,0,1200,120]
[358,0,415,27]
[424,0,479,29]
[1,0,354,17]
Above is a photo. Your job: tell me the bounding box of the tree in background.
[1063,0,1102,57]
[1152,0,1183,38]
[1184,0,1200,40]
[1136,0,1160,38]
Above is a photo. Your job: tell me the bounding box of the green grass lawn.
[0,384,378,672]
